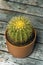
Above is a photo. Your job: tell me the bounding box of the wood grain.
[0,10,43,30]
[0,35,43,61]
[0,51,41,65]
[0,0,43,65]
[0,0,43,17]
[6,0,43,8]
[0,50,43,65]
[0,10,43,43]
[0,21,7,34]
[0,22,43,43]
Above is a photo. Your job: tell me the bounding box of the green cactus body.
[7,16,33,46]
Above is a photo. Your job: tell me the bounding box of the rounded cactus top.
[7,16,33,46]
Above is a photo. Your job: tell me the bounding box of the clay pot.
[5,29,36,58]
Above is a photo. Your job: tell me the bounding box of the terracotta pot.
[5,29,36,58]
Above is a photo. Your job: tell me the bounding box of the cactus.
[7,16,33,46]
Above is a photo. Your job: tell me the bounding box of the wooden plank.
[0,51,43,65]
[29,43,43,60]
[0,22,43,43]
[0,11,43,43]
[0,21,7,34]
[36,30,43,43]
[0,10,16,22]
[0,47,43,65]
[0,0,43,17]
[6,0,43,8]
[0,0,43,65]
[0,35,7,51]
[36,61,43,65]
[0,10,43,30]
[0,35,43,60]
[0,51,39,65]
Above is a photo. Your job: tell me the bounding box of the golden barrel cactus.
[7,16,33,46]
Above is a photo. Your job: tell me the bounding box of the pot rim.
[5,29,36,48]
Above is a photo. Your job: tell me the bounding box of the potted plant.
[5,16,36,58]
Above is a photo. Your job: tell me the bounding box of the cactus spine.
[7,16,33,46]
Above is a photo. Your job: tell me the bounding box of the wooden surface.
[0,0,43,65]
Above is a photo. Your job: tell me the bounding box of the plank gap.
[0,7,43,18]
[4,0,43,8]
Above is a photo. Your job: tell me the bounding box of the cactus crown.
[7,16,33,46]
